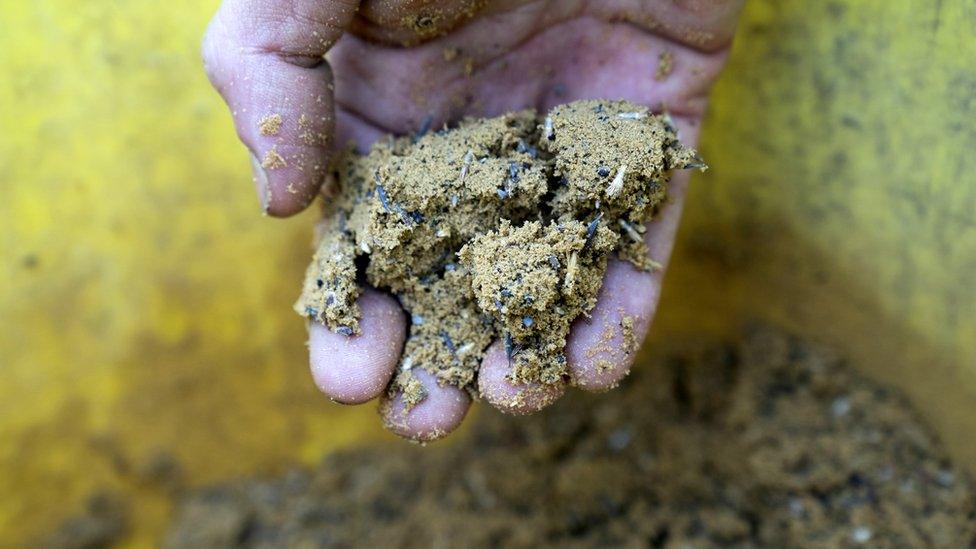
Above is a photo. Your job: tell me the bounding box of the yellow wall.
[1,0,974,545]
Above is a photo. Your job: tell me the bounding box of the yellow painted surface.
[0,0,974,545]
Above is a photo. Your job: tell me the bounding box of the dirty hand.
[202,0,744,441]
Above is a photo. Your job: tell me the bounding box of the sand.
[163,325,976,548]
[294,100,702,401]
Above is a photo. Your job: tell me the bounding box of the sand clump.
[294,100,702,400]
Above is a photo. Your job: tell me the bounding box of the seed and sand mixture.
[162,326,976,547]
[294,100,703,402]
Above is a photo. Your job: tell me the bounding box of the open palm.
[203,0,744,441]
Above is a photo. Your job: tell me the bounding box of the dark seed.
[316,278,324,288]
[439,330,457,355]
[305,306,318,318]
[583,212,604,251]
[413,114,433,141]
[548,255,560,269]
[335,326,354,337]
[325,295,334,306]
[500,288,513,298]
[508,161,520,184]
[681,155,708,170]
[597,166,610,177]
[375,183,392,212]
[504,333,515,362]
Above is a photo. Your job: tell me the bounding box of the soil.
[163,325,976,548]
[294,100,701,400]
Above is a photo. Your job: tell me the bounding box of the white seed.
[618,219,643,243]
[564,252,578,290]
[606,164,627,197]
[401,356,414,371]
[617,111,647,120]
[459,149,474,183]
[360,241,371,254]
[852,527,872,544]
[544,116,554,139]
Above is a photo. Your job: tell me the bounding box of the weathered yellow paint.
[1,0,974,545]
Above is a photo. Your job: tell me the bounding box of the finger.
[478,340,565,415]
[567,119,700,391]
[308,289,406,404]
[202,0,360,216]
[380,368,470,442]
[590,0,746,52]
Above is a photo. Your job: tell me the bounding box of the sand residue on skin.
[294,100,701,399]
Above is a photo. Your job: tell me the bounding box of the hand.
[203,0,745,441]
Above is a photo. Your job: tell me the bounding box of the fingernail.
[250,153,270,213]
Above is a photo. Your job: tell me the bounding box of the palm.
[204,0,744,441]
[331,1,735,149]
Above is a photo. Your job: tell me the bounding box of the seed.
[606,165,626,197]
[597,166,610,177]
[583,212,604,251]
[548,255,560,269]
[522,316,534,328]
[375,181,392,212]
[661,112,677,134]
[459,149,474,183]
[508,161,520,184]
[544,116,555,140]
[411,314,424,325]
[360,241,371,254]
[439,330,457,355]
[335,326,354,337]
[516,139,538,158]
[681,154,708,171]
[413,114,433,141]
[618,219,643,243]
[565,252,578,289]
[617,111,647,120]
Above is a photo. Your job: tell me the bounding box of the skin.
[203,0,745,441]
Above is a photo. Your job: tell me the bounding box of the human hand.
[203,0,745,441]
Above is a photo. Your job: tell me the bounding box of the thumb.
[202,0,360,216]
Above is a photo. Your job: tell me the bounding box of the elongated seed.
[617,111,647,120]
[619,219,643,243]
[606,165,626,197]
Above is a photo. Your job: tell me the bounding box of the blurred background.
[1,0,974,545]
